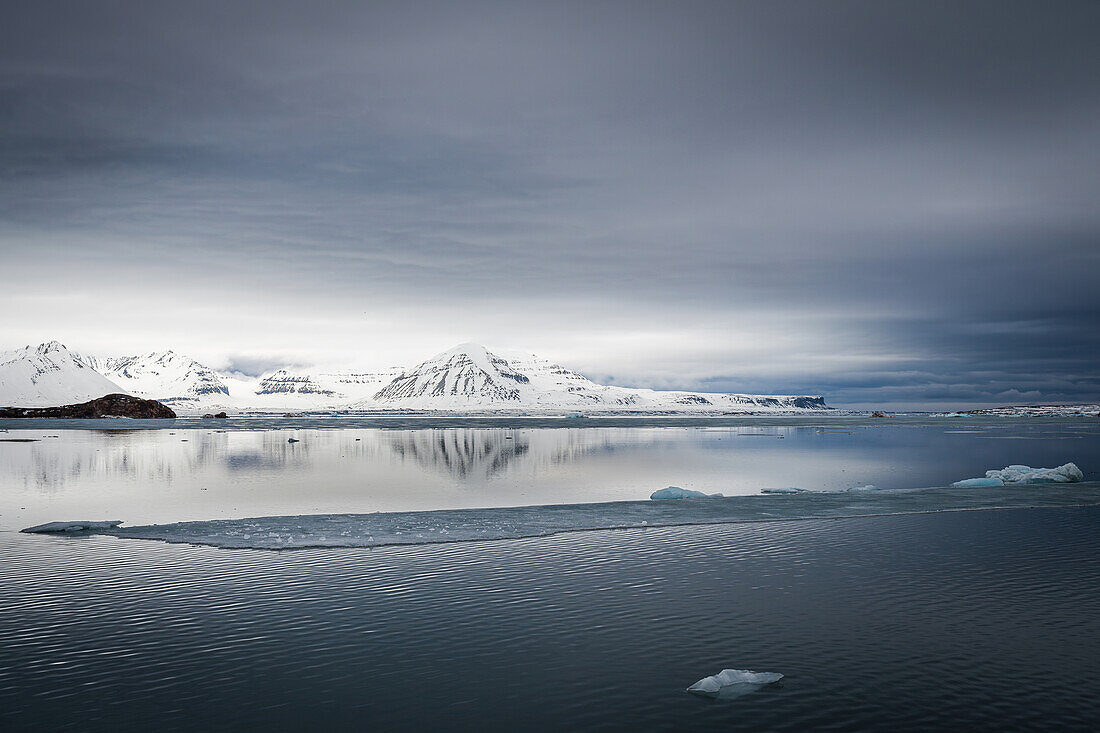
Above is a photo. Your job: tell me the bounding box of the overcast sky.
[2,1,1098,408]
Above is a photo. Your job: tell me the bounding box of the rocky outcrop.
[0,393,176,419]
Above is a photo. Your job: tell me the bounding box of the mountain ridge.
[0,341,828,414]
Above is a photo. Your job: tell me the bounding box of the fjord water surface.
[1,419,1098,529]
[2,508,1099,731]
[2,418,1099,731]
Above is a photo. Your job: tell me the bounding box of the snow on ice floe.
[650,486,723,500]
[687,669,784,699]
[21,520,123,533]
[21,480,1100,550]
[987,463,1083,484]
[952,462,1083,487]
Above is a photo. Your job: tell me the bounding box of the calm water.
[1,419,1098,530]
[2,418,1099,731]
[2,508,1099,731]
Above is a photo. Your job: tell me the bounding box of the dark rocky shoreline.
[0,394,176,419]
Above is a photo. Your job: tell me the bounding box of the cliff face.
[0,394,176,419]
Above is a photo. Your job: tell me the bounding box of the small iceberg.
[846,484,880,492]
[952,463,1084,487]
[21,520,123,534]
[761,488,808,495]
[951,477,1005,488]
[687,669,784,699]
[985,463,1083,484]
[650,486,723,500]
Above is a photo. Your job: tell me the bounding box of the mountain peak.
[2,340,828,413]
[0,341,121,407]
[433,341,489,358]
[377,343,530,405]
[36,340,69,355]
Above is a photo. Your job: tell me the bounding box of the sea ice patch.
[650,486,722,500]
[951,477,1005,488]
[21,520,123,534]
[985,463,1083,485]
[687,669,784,699]
[21,480,1100,550]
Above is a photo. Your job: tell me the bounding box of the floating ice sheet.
[952,477,1005,488]
[21,482,1100,550]
[21,520,123,533]
[986,463,1083,484]
[650,486,723,500]
[687,669,784,699]
[951,463,1084,487]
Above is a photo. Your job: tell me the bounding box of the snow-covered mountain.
[367,343,826,413]
[0,340,827,414]
[254,368,401,402]
[80,351,230,406]
[374,344,533,406]
[0,342,124,407]
[255,370,338,398]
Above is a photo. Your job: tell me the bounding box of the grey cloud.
[1,1,1098,407]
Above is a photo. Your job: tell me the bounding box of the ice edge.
[21,483,1100,551]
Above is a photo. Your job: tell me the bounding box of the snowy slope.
[255,369,401,402]
[81,351,230,406]
[2,340,827,413]
[0,342,123,407]
[365,343,826,412]
[373,344,533,407]
[502,349,826,411]
[255,370,338,397]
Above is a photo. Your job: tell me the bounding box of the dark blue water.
[3,507,1099,732]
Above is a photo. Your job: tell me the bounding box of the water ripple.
[2,507,1099,731]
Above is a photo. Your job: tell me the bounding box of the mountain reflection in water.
[1,423,1097,530]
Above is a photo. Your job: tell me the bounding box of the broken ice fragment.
[650,486,723,500]
[951,477,1005,488]
[21,520,123,534]
[984,462,1083,484]
[687,669,784,699]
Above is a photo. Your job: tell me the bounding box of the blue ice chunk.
[985,462,1083,484]
[21,520,123,533]
[687,669,784,699]
[650,486,722,500]
[952,477,1005,488]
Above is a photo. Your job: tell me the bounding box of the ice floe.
[951,477,1005,488]
[650,486,723,500]
[687,669,783,699]
[987,463,1083,484]
[21,480,1100,550]
[952,462,1083,487]
[760,488,808,495]
[21,520,123,533]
